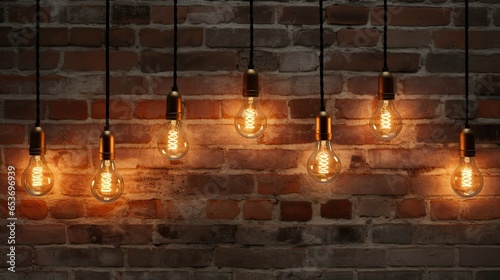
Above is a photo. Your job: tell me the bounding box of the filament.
[32,167,43,187]
[101,172,112,193]
[380,101,392,130]
[461,167,473,188]
[244,108,256,130]
[168,129,179,151]
[318,152,329,174]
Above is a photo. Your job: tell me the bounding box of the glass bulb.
[157,120,189,160]
[21,155,54,196]
[369,100,402,140]
[451,156,483,197]
[307,140,341,183]
[234,97,267,138]
[91,160,124,203]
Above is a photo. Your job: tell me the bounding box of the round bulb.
[157,120,189,160]
[91,160,124,203]
[234,97,267,138]
[369,100,402,140]
[307,140,341,183]
[21,155,54,196]
[451,156,483,197]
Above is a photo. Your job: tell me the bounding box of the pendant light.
[157,0,189,160]
[369,0,402,140]
[306,0,341,184]
[21,0,55,196]
[234,0,267,138]
[90,0,124,203]
[450,0,483,198]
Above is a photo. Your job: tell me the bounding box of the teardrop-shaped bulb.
[369,100,402,140]
[21,155,54,196]
[307,140,341,183]
[451,156,483,197]
[90,160,124,203]
[235,97,267,138]
[157,120,189,160]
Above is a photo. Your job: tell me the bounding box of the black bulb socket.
[243,68,259,97]
[315,111,332,141]
[460,127,476,157]
[166,90,183,120]
[99,130,115,160]
[29,126,46,156]
[378,71,395,100]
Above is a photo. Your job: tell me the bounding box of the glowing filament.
[168,129,179,151]
[244,108,256,130]
[318,152,329,174]
[461,167,473,188]
[380,101,392,130]
[32,167,43,187]
[101,173,112,193]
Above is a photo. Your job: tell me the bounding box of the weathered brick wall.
[1,0,500,279]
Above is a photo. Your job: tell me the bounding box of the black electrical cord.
[172,0,178,91]
[105,0,110,130]
[465,0,469,128]
[383,0,388,71]
[35,0,40,127]
[319,0,325,111]
[249,0,254,69]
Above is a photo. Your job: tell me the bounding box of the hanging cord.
[319,0,325,111]
[249,0,254,69]
[172,0,178,91]
[35,0,40,127]
[383,0,388,71]
[464,0,469,128]
[105,0,110,130]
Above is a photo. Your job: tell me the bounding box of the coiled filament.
[381,101,392,130]
[245,109,256,130]
[101,173,112,193]
[318,152,329,174]
[32,167,43,187]
[461,167,473,188]
[168,129,179,151]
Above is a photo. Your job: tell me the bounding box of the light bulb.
[451,156,483,197]
[307,140,341,183]
[369,99,402,140]
[235,97,267,138]
[91,159,124,202]
[157,120,189,160]
[21,155,54,196]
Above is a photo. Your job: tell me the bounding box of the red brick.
[40,28,68,46]
[0,246,32,267]
[430,200,460,221]
[409,176,457,197]
[337,28,379,47]
[280,201,312,222]
[186,100,220,119]
[388,248,454,267]
[234,6,275,24]
[260,124,312,145]
[222,99,287,119]
[294,29,336,47]
[243,199,273,220]
[325,52,420,72]
[357,199,394,218]
[179,51,236,71]
[9,5,50,23]
[335,99,372,119]
[228,150,298,170]
[127,199,163,219]
[17,225,65,245]
[59,174,93,197]
[214,247,305,269]
[164,201,184,220]
[257,175,301,195]
[334,175,408,196]
[396,198,426,219]
[279,52,318,72]
[43,123,101,146]
[110,28,135,47]
[70,27,102,47]
[348,76,378,96]
[4,100,46,120]
[35,247,123,266]
[278,6,319,25]
[86,200,126,218]
[470,31,500,49]
[140,28,203,48]
[63,6,105,24]
[135,100,166,119]
[433,29,464,49]
[112,124,153,144]
[18,50,59,70]
[400,76,464,95]
[188,5,228,25]
[459,247,500,267]
[111,76,149,95]
[50,199,85,219]
[186,175,254,195]
[127,248,210,267]
[428,53,500,73]
[388,29,431,48]
[372,7,451,26]
[91,99,132,120]
[112,5,150,25]
[18,200,48,220]
[206,199,240,220]
[151,6,188,24]
[64,51,137,71]
[477,100,500,118]
[48,100,88,120]
[327,5,369,25]
[453,7,489,26]
[462,199,500,220]
[0,124,24,144]
[321,199,352,219]
[68,224,153,244]
[152,76,241,96]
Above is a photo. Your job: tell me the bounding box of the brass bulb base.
[378,71,395,100]
[460,127,476,157]
[315,111,332,141]
[99,130,115,160]
[166,90,183,120]
[243,68,259,97]
[29,126,46,155]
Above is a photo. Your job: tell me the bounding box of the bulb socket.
[315,111,332,141]
[29,126,46,155]
[166,90,183,120]
[243,68,259,97]
[378,71,395,100]
[99,130,115,160]
[459,127,476,157]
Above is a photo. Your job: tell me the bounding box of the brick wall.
[1,0,500,279]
